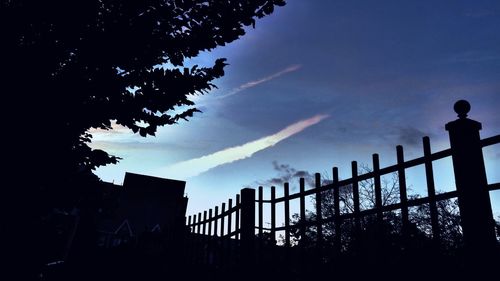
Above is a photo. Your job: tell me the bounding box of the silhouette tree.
[2,0,285,189]
[274,167,478,279]
[1,1,285,278]
[288,166,467,253]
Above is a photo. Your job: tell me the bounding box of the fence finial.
[453,99,470,119]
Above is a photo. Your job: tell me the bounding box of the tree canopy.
[1,0,285,188]
[1,2,285,276]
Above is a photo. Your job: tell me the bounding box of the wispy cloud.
[216,64,302,100]
[158,114,328,179]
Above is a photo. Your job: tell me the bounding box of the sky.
[90,0,500,221]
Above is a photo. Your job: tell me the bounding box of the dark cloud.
[252,161,316,191]
[397,127,430,147]
[252,161,335,191]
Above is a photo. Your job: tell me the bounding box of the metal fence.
[184,100,499,276]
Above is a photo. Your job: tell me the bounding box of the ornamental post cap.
[454,100,470,119]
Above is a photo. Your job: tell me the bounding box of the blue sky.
[90,0,500,220]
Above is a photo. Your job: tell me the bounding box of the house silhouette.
[96,172,188,250]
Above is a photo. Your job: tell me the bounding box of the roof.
[123,172,186,198]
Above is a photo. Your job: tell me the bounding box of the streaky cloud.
[216,64,302,100]
[88,121,130,138]
[157,113,328,179]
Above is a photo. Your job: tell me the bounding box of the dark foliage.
[2,0,285,184]
[1,1,285,279]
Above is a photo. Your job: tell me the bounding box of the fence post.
[445,100,496,259]
[240,188,256,271]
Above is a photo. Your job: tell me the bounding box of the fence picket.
[351,161,361,235]
[214,206,219,266]
[196,213,201,264]
[227,199,233,237]
[284,183,290,247]
[397,145,410,238]
[423,136,440,243]
[271,186,276,244]
[299,178,306,245]
[214,206,219,237]
[236,194,241,240]
[373,154,383,223]
[197,212,202,234]
[315,173,323,249]
[333,167,341,253]
[259,186,263,237]
[221,203,226,237]
[203,211,207,235]
[208,209,213,236]
[220,202,226,266]
[191,214,198,264]
[203,210,208,264]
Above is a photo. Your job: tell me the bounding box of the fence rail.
[184,101,499,273]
